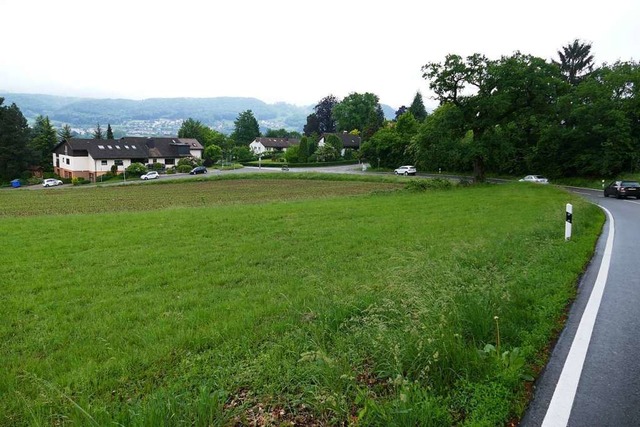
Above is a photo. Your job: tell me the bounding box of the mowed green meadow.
[0,176,603,426]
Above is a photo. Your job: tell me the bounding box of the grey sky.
[1,0,637,109]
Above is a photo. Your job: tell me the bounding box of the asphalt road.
[521,188,640,426]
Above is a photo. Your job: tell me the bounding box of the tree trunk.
[473,155,485,183]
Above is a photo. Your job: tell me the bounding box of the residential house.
[249,137,299,155]
[318,133,361,156]
[52,137,203,182]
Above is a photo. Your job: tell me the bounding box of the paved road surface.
[521,188,640,426]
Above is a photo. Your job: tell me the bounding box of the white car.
[42,178,63,187]
[519,175,549,184]
[394,165,417,176]
[140,171,159,180]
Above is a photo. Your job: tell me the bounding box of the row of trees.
[0,99,79,181]
[362,40,640,181]
[4,40,635,182]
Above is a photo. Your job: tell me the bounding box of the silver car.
[141,171,159,180]
[519,175,549,184]
[394,165,417,176]
[42,178,63,187]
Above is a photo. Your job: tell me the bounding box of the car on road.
[519,175,549,184]
[140,171,159,180]
[42,178,63,187]
[394,165,417,176]
[604,180,640,199]
[189,166,208,175]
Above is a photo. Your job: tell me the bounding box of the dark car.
[604,180,640,199]
[189,166,208,175]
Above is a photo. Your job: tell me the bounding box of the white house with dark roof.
[318,133,361,156]
[249,137,299,155]
[52,137,203,182]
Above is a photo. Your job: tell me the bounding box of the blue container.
[10,179,21,188]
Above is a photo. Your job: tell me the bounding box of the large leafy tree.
[303,113,320,136]
[204,144,223,165]
[554,39,595,86]
[332,92,384,139]
[408,92,428,121]
[231,110,260,145]
[410,103,468,172]
[178,118,230,152]
[361,112,419,168]
[315,95,338,133]
[422,53,565,181]
[30,115,57,170]
[545,60,640,176]
[0,98,31,181]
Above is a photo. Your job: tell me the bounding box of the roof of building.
[53,137,203,160]
[320,133,361,148]
[251,137,300,148]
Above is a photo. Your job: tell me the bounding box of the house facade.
[318,133,361,156]
[52,137,203,182]
[249,137,299,155]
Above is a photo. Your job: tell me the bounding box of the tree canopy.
[332,92,384,139]
[106,124,114,140]
[0,98,31,181]
[315,95,338,134]
[408,92,428,121]
[554,39,595,85]
[30,115,57,170]
[231,110,260,145]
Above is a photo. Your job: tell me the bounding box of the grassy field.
[0,177,603,426]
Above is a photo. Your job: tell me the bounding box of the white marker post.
[565,203,573,240]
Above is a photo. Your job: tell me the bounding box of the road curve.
[521,188,640,426]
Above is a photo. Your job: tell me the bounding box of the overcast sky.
[1,0,638,110]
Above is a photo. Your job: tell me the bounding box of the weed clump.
[405,178,453,191]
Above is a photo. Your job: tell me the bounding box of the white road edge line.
[541,206,614,427]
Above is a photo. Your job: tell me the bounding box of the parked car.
[189,166,208,175]
[394,165,417,176]
[140,171,159,180]
[519,175,549,184]
[604,180,640,199]
[42,178,63,187]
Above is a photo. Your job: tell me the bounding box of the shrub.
[178,157,200,168]
[151,163,166,171]
[177,165,192,173]
[405,178,453,191]
[167,167,176,174]
[126,162,147,175]
[111,165,118,175]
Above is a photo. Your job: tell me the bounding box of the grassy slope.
[0,180,603,426]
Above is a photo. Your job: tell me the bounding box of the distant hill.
[0,93,396,137]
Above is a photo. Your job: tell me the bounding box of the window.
[101,160,108,166]
[114,160,123,166]
[165,158,175,165]
[98,145,105,149]
[66,158,70,165]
